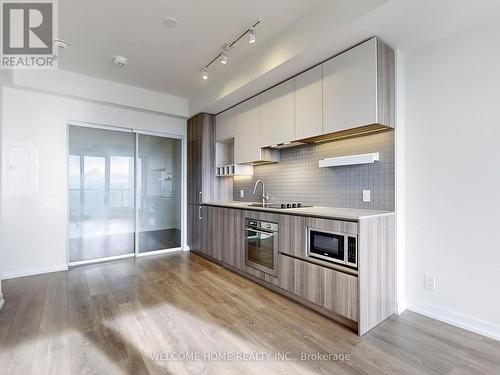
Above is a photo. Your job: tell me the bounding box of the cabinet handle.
[199,191,202,202]
[198,206,203,220]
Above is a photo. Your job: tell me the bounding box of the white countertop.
[203,201,393,221]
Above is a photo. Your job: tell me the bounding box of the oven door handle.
[244,227,274,236]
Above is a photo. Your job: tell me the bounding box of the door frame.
[66,121,185,267]
[134,129,184,257]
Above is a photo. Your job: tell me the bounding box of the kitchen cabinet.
[234,96,261,164]
[259,79,294,147]
[187,113,215,205]
[201,205,223,261]
[187,204,203,252]
[222,208,245,270]
[234,97,280,164]
[279,214,306,257]
[279,254,358,322]
[294,65,323,139]
[215,107,236,142]
[187,140,202,204]
[187,113,216,254]
[323,37,395,134]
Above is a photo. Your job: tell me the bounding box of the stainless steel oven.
[244,218,279,277]
[307,228,357,269]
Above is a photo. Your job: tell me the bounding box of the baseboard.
[407,299,500,342]
[0,264,68,280]
[397,296,407,314]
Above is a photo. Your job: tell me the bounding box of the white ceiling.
[58,0,325,98]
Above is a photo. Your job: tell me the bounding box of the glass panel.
[247,230,274,269]
[68,126,135,262]
[137,134,182,253]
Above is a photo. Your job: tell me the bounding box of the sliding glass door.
[68,126,136,263]
[68,125,183,264]
[137,134,182,253]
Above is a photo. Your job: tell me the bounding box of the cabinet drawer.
[279,214,306,257]
[305,217,358,236]
[279,254,358,321]
[244,210,280,224]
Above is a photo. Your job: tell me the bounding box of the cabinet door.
[187,204,202,252]
[279,254,323,307]
[279,214,306,257]
[323,38,377,133]
[188,115,203,143]
[222,208,245,270]
[295,65,323,139]
[259,79,294,147]
[216,108,236,142]
[187,141,202,204]
[323,267,358,322]
[279,254,358,321]
[234,96,261,164]
[202,206,223,261]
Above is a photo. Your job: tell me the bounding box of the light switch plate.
[240,189,244,198]
[362,190,371,202]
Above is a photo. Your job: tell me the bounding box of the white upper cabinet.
[294,65,323,139]
[234,96,261,164]
[259,79,294,147]
[215,107,235,141]
[323,38,377,133]
[322,38,394,133]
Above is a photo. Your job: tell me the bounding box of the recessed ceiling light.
[162,16,178,28]
[112,55,129,67]
[54,39,70,50]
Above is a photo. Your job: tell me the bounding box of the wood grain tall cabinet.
[187,113,215,254]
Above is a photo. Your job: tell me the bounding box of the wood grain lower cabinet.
[202,205,223,261]
[187,204,202,252]
[305,217,358,236]
[279,254,358,322]
[222,208,245,270]
[279,214,306,257]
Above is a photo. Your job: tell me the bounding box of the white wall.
[405,21,500,340]
[13,70,189,117]
[0,87,186,279]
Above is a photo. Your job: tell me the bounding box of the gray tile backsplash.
[233,130,395,211]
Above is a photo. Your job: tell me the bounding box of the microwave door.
[309,230,345,264]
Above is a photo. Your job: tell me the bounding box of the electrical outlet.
[424,275,436,290]
[362,190,371,202]
[240,189,244,198]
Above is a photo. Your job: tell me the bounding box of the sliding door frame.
[66,121,185,267]
[134,129,184,258]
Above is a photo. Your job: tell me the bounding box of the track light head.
[248,27,256,44]
[220,45,229,64]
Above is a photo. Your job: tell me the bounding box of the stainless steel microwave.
[306,228,357,269]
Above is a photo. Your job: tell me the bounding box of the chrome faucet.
[253,179,269,206]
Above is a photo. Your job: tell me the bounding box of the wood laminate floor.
[0,252,499,375]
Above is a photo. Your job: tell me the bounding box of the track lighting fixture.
[220,45,229,64]
[200,18,261,79]
[248,27,256,44]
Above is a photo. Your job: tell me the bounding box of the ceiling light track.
[201,18,262,79]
